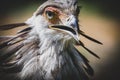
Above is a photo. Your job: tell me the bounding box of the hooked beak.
[49,25,80,44]
[49,15,80,44]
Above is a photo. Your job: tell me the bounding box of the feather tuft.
[0,23,27,30]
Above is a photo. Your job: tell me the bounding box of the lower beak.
[49,25,80,44]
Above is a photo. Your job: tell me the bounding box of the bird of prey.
[0,0,102,80]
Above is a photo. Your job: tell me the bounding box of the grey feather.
[79,30,103,45]
[0,36,13,42]
[79,40,100,59]
[17,27,32,33]
[0,23,27,30]
[0,31,28,49]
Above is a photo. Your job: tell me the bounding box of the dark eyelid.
[45,8,60,15]
[46,10,54,13]
[45,10,57,17]
[36,5,62,16]
[46,10,55,16]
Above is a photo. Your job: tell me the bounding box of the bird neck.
[36,37,79,80]
[20,27,79,80]
[39,37,71,55]
[20,29,82,80]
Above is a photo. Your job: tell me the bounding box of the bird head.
[26,0,81,45]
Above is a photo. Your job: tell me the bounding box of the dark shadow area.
[80,0,120,20]
[96,47,120,80]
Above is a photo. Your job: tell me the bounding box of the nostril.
[67,18,70,22]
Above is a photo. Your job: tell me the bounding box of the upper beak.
[49,15,80,44]
[49,25,80,44]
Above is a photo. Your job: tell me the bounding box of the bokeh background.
[0,0,120,80]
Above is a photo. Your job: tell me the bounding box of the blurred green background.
[0,0,120,80]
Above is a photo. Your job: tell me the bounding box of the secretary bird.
[0,0,102,80]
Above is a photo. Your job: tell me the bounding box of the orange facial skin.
[43,7,68,24]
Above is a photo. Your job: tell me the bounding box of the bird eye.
[46,11,55,19]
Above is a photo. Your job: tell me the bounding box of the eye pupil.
[46,11,54,19]
[47,11,52,16]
